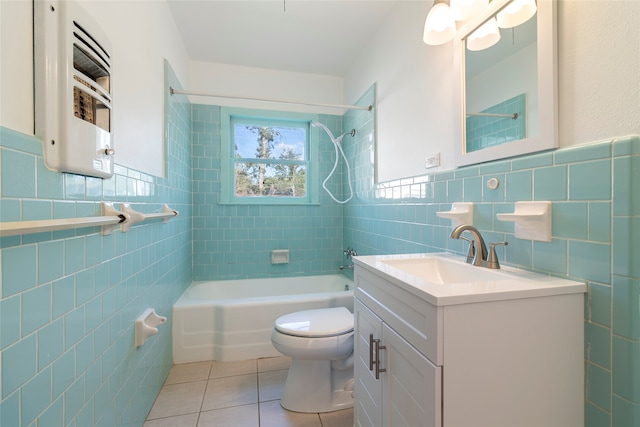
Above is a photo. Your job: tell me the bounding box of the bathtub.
[172,274,354,363]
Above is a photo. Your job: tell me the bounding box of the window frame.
[220,107,320,205]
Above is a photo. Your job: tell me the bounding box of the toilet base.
[280,359,354,413]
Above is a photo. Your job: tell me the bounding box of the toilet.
[271,306,355,413]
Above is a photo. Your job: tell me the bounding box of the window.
[221,108,319,204]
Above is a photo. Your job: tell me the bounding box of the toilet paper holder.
[135,308,167,347]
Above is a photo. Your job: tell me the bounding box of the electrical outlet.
[425,152,440,169]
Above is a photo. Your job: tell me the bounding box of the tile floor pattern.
[144,357,354,427]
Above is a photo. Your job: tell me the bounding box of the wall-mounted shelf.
[436,202,474,229]
[0,202,178,238]
[496,201,552,242]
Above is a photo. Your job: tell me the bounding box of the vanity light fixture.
[466,17,501,51]
[423,0,456,45]
[496,0,537,28]
[423,0,537,50]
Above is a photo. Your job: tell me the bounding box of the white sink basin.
[353,253,587,305]
[380,256,507,285]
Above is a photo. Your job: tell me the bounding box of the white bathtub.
[172,274,354,363]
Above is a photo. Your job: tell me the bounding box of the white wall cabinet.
[353,262,584,427]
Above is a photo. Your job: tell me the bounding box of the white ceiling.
[166,0,399,76]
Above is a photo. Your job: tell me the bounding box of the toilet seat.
[274,307,353,338]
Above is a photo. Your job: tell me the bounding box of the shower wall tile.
[191,104,345,281]
[0,61,192,427]
[343,128,640,426]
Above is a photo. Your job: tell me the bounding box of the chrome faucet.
[450,225,508,269]
[450,225,488,266]
[340,247,358,271]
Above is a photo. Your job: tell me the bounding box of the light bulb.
[423,2,456,45]
[497,0,537,28]
[466,17,501,51]
[450,0,489,22]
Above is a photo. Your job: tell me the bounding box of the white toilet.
[271,306,355,413]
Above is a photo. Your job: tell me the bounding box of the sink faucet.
[450,225,508,269]
[450,225,488,266]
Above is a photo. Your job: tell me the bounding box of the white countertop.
[353,252,587,306]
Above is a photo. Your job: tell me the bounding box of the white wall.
[557,0,640,148]
[0,0,34,135]
[0,0,189,177]
[346,0,640,181]
[188,61,344,116]
[345,1,455,182]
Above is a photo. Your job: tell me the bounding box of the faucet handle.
[487,241,509,269]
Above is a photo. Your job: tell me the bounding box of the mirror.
[453,0,557,167]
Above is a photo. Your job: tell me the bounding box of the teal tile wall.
[343,125,640,426]
[466,94,526,152]
[191,105,347,280]
[0,62,192,427]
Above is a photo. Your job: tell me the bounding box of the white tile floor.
[144,356,354,427]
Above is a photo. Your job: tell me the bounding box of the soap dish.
[496,201,551,242]
[436,202,474,229]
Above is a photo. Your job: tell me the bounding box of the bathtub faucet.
[344,247,358,258]
[341,247,357,271]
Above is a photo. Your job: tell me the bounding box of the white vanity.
[352,253,586,427]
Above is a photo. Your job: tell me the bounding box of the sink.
[380,256,508,285]
[354,253,587,306]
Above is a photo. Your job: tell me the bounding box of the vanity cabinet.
[355,298,441,427]
[353,260,585,427]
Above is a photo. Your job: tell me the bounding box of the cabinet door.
[354,299,383,427]
[382,323,442,427]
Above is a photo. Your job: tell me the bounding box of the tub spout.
[339,263,354,271]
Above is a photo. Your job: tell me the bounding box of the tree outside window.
[233,120,308,198]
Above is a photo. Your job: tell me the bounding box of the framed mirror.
[453,0,558,167]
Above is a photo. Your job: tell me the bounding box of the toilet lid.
[274,307,354,338]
